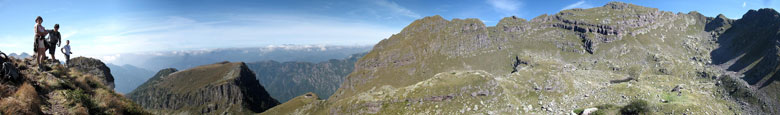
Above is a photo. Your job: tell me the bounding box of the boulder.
[67,57,114,89]
[582,108,598,115]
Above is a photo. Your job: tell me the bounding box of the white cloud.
[100,54,120,62]
[72,14,396,58]
[743,2,747,7]
[1,13,397,63]
[561,0,593,11]
[487,0,522,15]
[374,0,421,18]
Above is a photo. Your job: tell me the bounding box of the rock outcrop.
[68,57,115,89]
[127,62,279,114]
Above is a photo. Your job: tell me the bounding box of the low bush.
[620,99,649,115]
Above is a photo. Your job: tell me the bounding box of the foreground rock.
[128,62,279,114]
[0,56,148,114]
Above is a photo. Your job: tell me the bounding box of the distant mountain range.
[106,45,372,71]
[106,45,371,95]
[247,52,365,103]
[7,52,30,59]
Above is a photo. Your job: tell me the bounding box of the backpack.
[0,51,20,82]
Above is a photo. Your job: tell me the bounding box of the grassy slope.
[263,2,764,115]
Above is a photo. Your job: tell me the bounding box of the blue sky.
[0,0,778,60]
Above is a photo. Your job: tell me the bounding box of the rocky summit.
[127,61,279,114]
[0,56,148,114]
[264,2,779,114]
[68,57,116,89]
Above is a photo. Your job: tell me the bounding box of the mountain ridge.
[127,62,279,114]
[265,2,779,114]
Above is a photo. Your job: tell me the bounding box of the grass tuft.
[0,83,41,114]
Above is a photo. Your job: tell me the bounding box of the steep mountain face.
[0,57,148,114]
[710,8,780,113]
[247,53,365,102]
[107,64,155,94]
[127,62,279,114]
[265,2,778,114]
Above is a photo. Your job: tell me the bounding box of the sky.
[0,0,778,61]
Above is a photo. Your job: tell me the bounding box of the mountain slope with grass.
[263,2,778,114]
[127,61,279,114]
[0,56,148,114]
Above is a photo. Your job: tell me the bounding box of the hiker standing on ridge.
[47,24,61,61]
[61,40,72,65]
[34,16,49,69]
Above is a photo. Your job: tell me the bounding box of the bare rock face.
[67,57,115,89]
[127,62,279,114]
[709,8,780,114]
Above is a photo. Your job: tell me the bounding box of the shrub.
[620,99,649,115]
[65,89,104,113]
[66,89,89,106]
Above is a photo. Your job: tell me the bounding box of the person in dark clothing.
[48,24,61,60]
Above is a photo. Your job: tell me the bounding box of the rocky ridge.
[127,62,279,114]
[264,2,778,114]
